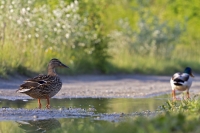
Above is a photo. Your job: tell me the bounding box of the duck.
[16,58,69,109]
[16,118,61,132]
[170,67,194,100]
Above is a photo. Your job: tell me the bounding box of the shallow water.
[0,95,169,133]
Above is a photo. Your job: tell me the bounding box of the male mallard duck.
[16,58,69,109]
[170,67,194,100]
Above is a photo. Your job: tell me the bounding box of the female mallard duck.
[170,67,194,100]
[16,58,69,109]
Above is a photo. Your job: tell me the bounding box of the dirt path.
[0,74,200,100]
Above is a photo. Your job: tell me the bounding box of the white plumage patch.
[17,89,31,93]
[16,121,30,125]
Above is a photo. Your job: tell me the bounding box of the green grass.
[108,44,200,75]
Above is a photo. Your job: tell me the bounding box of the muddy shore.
[0,74,200,100]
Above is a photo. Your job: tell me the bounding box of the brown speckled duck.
[16,58,69,109]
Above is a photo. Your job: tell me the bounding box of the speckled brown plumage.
[16,58,69,109]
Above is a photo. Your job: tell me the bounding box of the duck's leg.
[46,97,50,109]
[172,90,176,100]
[186,91,190,99]
[38,99,42,109]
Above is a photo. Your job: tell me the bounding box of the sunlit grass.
[109,45,200,75]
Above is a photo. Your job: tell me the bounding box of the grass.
[108,46,200,75]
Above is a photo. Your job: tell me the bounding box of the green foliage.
[0,0,111,76]
[161,96,200,113]
[112,13,185,57]
[0,0,200,76]
[75,0,111,73]
[108,0,200,74]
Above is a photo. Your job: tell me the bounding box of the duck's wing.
[171,72,181,80]
[17,75,53,93]
[172,72,190,86]
[179,73,190,81]
[25,74,51,83]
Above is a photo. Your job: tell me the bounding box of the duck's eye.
[38,81,46,84]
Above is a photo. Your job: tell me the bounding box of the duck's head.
[48,58,69,69]
[184,67,194,77]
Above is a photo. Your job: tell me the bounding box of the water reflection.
[16,118,61,133]
[0,96,170,133]
[15,118,136,133]
[0,95,169,113]
[0,118,143,133]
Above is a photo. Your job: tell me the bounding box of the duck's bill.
[190,73,195,77]
[61,63,69,68]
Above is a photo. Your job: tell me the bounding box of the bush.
[110,11,185,58]
[0,0,110,76]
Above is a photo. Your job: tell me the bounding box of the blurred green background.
[0,0,199,77]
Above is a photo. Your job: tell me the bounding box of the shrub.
[0,0,110,76]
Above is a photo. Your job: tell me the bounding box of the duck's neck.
[47,66,57,76]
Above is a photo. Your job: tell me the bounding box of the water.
[0,95,169,133]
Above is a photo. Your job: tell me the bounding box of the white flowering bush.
[0,0,110,75]
[0,0,83,47]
